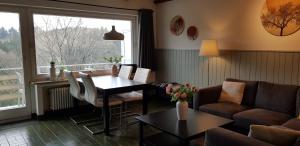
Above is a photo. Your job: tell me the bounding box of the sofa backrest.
[255,81,299,116]
[226,78,258,107]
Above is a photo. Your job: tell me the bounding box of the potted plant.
[166,83,198,120]
[104,56,123,76]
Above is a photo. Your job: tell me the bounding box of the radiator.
[49,87,74,111]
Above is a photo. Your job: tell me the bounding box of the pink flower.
[166,84,173,94]
[180,93,187,99]
[185,83,191,88]
[174,92,181,98]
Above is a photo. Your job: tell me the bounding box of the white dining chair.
[79,72,123,134]
[115,68,151,127]
[65,71,84,101]
[66,71,97,124]
[118,65,133,79]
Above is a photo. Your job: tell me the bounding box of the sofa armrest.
[193,85,222,110]
[204,128,274,146]
[294,137,300,146]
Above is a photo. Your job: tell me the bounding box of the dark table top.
[77,75,147,90]
[136,108,233,140]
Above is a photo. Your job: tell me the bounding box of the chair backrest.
[133,68,151,83]
[65,71,81,98]
[118,65,133,79]
[79,72,97,105]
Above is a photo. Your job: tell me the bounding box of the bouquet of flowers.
[166,83,198,102]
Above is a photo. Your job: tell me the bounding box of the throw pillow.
[218,81,246,104]
[248,125,300,146]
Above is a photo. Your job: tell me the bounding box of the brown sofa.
[193,78,300,130]
[193,79,300,146]
[204,127,300,146]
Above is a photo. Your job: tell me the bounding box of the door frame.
[0,6,33,122]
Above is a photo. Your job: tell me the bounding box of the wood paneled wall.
[155,49,300,87]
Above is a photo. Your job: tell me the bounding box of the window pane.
[0,12,25,110]
[33,14,132,73]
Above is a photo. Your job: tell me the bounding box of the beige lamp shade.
[199,40,219,57]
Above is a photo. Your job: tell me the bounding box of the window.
[33,14,132,73]
[0,12,25,109]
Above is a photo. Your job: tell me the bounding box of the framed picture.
[261,0,300,36]
[170,15,185,36]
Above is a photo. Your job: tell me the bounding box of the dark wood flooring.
[0,100,174,146]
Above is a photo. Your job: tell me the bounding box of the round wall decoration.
[170,15,185,36]
[261,0,300,36]
[187,26,198,40]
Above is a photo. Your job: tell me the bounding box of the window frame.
[27,8,138,79]
[0,5,33,120]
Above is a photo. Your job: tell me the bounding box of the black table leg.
[142,88,149,115]
[139,121,144,146]
[103,92,110,136]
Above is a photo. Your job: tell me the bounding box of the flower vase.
[176,101,188,120]
[112,64,118,76]
[57,69,65,80]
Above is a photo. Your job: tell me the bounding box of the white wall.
[156,0,300,52]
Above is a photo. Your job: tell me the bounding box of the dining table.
[77,75,151,136]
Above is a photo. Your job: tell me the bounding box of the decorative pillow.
[218,81,246,105]
[248,125,300,146]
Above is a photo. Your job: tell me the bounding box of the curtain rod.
[48,0,139,11]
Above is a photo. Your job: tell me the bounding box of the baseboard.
[0,115,31,125]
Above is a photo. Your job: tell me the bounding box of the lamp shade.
[103,25,124,40]
[199,40,219,57]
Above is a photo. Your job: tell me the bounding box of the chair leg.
[83,104,123,135]
[122,101,143,127]
[69,99,99,124]
[124,102,128,128]
[119,104,122,128]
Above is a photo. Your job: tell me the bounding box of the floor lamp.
[199,40,220,86]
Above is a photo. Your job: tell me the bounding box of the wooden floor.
[0,100,174,146]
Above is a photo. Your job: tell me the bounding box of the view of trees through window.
[34,14,132,73]
[0,12,25,109]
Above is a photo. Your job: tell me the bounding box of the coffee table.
[135,108,233,146]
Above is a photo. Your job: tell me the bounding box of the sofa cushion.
[219,81,246,105]
[282,118,300,131]
[248,125,300,146]
[205,127,274,146]
[233,108,292,129]
[226,78,258,107]
[199,102,249,119]
[255,82,299,116]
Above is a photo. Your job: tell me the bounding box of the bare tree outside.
[34,15,129,73]
[261,1,300,36]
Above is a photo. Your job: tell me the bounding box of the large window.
[0,12,25,109]
[33,14,132,73]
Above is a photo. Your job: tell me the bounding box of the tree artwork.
[261,0,300,36]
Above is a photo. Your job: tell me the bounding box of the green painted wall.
[155,49,300,87]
